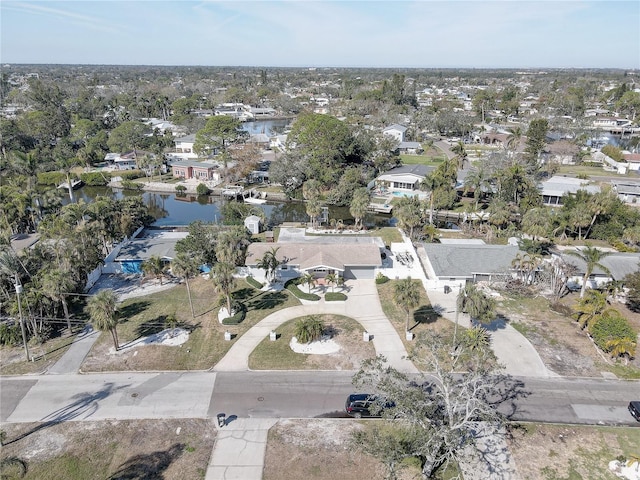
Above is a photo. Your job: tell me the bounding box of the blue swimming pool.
[391,190,418,197]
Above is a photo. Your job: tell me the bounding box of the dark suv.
[345,393,393,418]
[629,401,640,422]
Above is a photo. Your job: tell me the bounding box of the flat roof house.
[171,160,220,181]
[376,164,434,192]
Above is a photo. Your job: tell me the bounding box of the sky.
[1,1,639,69]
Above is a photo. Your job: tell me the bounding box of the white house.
[382,124,408,143]
[375,165,434,193]
[173,134,198,160]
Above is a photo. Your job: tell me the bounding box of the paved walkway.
[214,280,418,374]
[46,325,100,375]
[205,418,277,480]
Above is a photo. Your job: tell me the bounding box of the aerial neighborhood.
[2,65,640,479]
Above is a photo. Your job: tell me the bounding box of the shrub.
[325,292,347,301]
[121,179,143,191]
[285,279,321,301]
[196,183,210,195]
[119,169,145,180]
[221,301,247,325]
[590,310,636,352]
[175,185,187,195]
[246,276,263,289]
[294,316,324,343]
[37,171,66,186]
[0,322,21,346]
[80,171,111,186]
[375,272,389,284]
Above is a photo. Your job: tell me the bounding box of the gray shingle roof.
[559,251,640,280]
[246,242,381,270]
[423,244,521,278]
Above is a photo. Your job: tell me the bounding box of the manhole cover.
[131,393,138,398]
[257,396,264,402]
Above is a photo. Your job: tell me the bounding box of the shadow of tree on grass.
[107,443,185,480]
[117,301,151,322]
[247,291,288,310]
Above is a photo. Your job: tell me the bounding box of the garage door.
[344,267,375,280]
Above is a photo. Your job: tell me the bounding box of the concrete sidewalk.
[214,280,418,374]
[47,325,99,374]
[205,418,277,480]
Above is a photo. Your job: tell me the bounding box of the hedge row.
[285,279,320,301]
[590,310,637,353]
[37,171,67,186]
[246,276,263,289]
[325,292,347,301]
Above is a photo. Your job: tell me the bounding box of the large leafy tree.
[286,113,360,186]
[524,118,548,170]
[107,121,151,158]
[87,289,119,351]
[393,277,421,333]
[352,334,518,479]
[141,255,167,285]
[175,221,220,266]
[194,116,244,158]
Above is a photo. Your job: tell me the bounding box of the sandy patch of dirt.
[497,291,640,377]
[263,419,417,480]
[508,424,640,480]
[0,418,215,479]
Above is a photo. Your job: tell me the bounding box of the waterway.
[75,186,393,229]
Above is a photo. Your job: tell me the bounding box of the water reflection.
[73,186,392,228]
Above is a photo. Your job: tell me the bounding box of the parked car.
[345,393,394,418]
[629,401,640,422]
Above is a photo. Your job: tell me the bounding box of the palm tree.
[565,244,612,298]
[393,277,421,333]
[606,337,636,364]
[506,126,523,152]
[294,316,324,344]
[41,267,75,334]
[458,283,496,325]
[325,273,337,292]
[572,290,608,330]
[256,247,281,284]
[211,262,236,316]
[171,253,199,319]
[141,255,167,285]
[301,272,316,293]
[0,456,28,478]
[350,188,370,230]
[450,140,468,169]
[464,325,491,351]
[87,289,119,351]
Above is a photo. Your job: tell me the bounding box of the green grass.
[0,332,77,375]
[365,227,402,246]
[400,154,446,165]
[248,315,368,369]
[603,362,640,380]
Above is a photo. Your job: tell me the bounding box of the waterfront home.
[172,134,199,160]
[539,176,600,206]
[170,160,221,182]
[383,124,408,142]
[375,164,434,194]
[245,242,382,283]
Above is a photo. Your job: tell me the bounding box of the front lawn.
[81,276,299,371]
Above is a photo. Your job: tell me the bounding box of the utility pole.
[14,273,30,361]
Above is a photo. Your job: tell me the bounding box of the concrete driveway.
[213,280,418,374]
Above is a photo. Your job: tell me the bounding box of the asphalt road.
[1,372,638,426]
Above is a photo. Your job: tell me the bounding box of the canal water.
[75,186,393,229]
